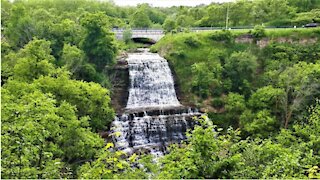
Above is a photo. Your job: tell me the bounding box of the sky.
[112,0,235,7]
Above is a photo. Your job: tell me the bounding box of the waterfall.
[111,48,200,156]
[126,52,181,109]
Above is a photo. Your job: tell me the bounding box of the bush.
[251,25,266,39]
[211,97,224,108]
[122,28,132,44]
[184,36,201,47]
[267,19,292,27]
[163,18,177,33]
[209,30,233,43]
[170,50,186,59]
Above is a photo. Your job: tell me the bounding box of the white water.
[126,50,181,110]
[111,49,200,155]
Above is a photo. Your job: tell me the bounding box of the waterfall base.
[111,107,201,156]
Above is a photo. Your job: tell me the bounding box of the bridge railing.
[112,26,301,33]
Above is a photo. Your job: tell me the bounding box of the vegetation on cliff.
[149,29,320,178]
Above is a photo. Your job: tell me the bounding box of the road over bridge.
[113,29,164,42]
[112,26,301,42]
[112,28,227,42]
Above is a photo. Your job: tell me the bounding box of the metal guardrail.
[112,26,302,33]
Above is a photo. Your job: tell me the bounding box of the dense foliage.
[2,0,320,179]
[1,39,114,178]
[152,28,320,130]
[150,28,320,178]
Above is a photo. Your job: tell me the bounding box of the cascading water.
[126,50,181,110]
[111,48,201,156]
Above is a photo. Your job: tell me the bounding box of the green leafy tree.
[224,51,258,95]
[34,71,115,130]
[44,18,84,59]
[276,62,320,128]
[229,0,253,26]
[191,61,222,98]
[130,9,152,28]
[234,138,314,178]
[122,28,132,44]
[252,0,296,24]
[248,86,285,111]
[81,12,117,71]
[288,0,320,12]
[198,4,226,27]
[292,9,320,26]
[78,143,156,179]
[1,80,104,178]
[77,63,99,82]
[176,15,194,27]
[137,3,166,24]
[251,25,266,39]
[60,44,85,75]
[10,39,56,82]
[225,93,247,126]
[159,115,242,179]
[240,109,278,137]
[4,4,36,48]
[163,17,177,33]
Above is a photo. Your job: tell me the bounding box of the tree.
[176,15,194,28]
[130,9,152,28]
[225,93,246,126]
[78,144,156,179]
[276,62,320,128]
[288,0,320,12]
[198,4,226,27]
[224,51,258,95]
[137,3,166,25]
[158,115,242,179]
[40,18,84,59]
[163,17,177,33]
[191,60,222,98]
[122,28,132,44]
[251,25,266,40]
[10,39,56,82]
[34,71,115,131]
[251,0,295,24]
[4,3,36,48]
[240,109,278,138]
[60,44,85,75]
[80,12,117,71]
[1,80,104,178]
[229,0,253,26]
[248,85,285,113]
[234,138,313,178]
[292,9,320,26]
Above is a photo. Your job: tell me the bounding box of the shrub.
[251,25,266,39]
[209,30,233,43]
[211,97,224,108]
[122,28,132,44]
[184,36,201,47]
[170,50,186,59]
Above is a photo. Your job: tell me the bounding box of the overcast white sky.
[112,0,235,7]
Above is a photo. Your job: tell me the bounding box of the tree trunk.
[284,108,293,129]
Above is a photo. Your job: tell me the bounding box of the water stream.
[111,48,200,156]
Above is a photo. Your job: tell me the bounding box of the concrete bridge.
[112,28,219,42]
[112,29,164,42]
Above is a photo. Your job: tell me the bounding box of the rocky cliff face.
[235,35,318,48]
